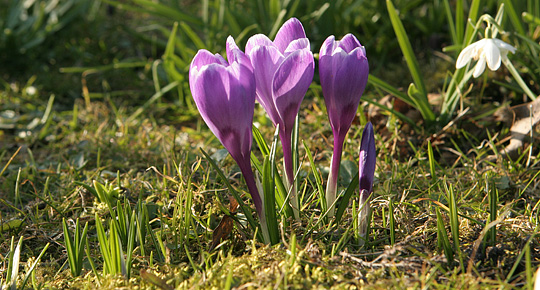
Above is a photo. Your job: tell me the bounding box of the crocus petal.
[283,38,310,55]
[359,122,376,194]
[189,62,255,162]
[319,35,336,58]
[248,45,284,125]
[226,36,250,69]
[245,34,274,55]
[272,48,314,130]
[483,40,501,71]
[226,36,255,92]
[320,47,369,136]
[273,18,307,53]
[337,33,362,53]
[190,49,227,74]
[473,56,486,78]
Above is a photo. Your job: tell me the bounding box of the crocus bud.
[246,18,315,219]
[189,36,263,218]
[358,122,376,244]
[320,33,369,217]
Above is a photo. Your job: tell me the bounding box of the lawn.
[1,0,539,289]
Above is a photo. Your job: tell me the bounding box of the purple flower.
[358,122,376,195]
[246,18,315,218]
[189,36,263,217]
[358,122,375,243]
[320,33,369,217]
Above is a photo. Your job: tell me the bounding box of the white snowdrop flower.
[456,38,516,78]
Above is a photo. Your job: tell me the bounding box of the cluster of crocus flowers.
[319,34,369,217]
[246,18,315,220]
[189,18,375,243]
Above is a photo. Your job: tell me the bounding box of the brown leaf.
[209,214,234,251]
[140,269,174,290]
[496,98,540,159]
[228,195,239,214]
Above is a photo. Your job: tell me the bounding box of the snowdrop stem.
[280,128,300,221]
[502,58,537,101]
[325,134,345,218]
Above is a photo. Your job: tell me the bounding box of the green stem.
[503,57,537,101]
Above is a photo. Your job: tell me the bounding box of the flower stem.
[325,134,345,218]
[237,159,271,244]
[357,189,371,246]
[280,128,300,221]
[503,58,537,101]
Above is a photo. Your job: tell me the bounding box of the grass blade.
[386,1,427,99]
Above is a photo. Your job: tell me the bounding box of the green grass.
[1,1,540,289]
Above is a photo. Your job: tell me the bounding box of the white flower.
[456,38,516,78]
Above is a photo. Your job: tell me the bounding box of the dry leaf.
[209,195,239,251]
[210,215,234,251]
[140,269,174,290]
[495,98,540,159]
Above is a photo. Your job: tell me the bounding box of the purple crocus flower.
[319,33,369,217]
[358,122,375,243]
[189,36,266,232]
[246,18,315,219]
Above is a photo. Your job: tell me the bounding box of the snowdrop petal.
[456,43,476,69]
[473,56,486,78]
[494,38,516,54]
[484,40,502,71]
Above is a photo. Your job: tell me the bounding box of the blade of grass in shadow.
[442,0,458,46]
[463,0,481,47]
[502,0,525,35]
[103,0,202,26]
[252,125,292,218]
[427,140,436,180]
[333,171,359,226]
[62,218,88,277]
[20,242,49,290]
[303,140,325,214]
[389,198,396,246]
[200,148,260,240]
[444,181,464,269]
[264,131,280,244]
[436,208,454,265]
[386,0,434,124]
[506,232,538,283]
[455,0,463,44]
[362,96,419,130]
[368,75,413,105]
[126,81,179,124]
